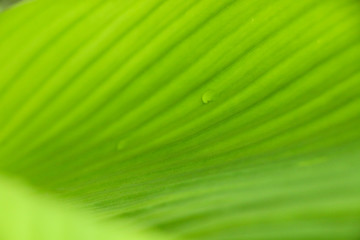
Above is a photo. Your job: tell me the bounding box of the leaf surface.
[0,0,360,239]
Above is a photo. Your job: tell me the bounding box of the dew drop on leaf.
[202,90,215,104]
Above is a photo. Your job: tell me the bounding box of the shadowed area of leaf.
[0,0,23,11]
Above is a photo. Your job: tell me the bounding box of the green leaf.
[0,0,360,239]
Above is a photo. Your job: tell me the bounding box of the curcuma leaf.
[0,0,360,239]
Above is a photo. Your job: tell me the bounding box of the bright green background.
[0,0,360,239]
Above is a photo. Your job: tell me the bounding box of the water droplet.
[202,90,215,104]
[117,140,127,150]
